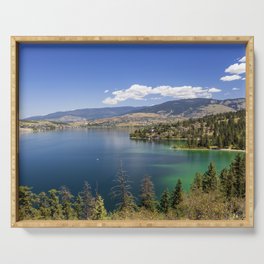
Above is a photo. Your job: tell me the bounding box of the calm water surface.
[19,128,239,209]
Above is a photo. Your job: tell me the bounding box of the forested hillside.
[130,110,245,150]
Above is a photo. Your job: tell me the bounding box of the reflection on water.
[19,128,239,210]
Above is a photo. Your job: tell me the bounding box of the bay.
[19,128,239,210]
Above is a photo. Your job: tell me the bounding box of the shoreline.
[171,147,245,152]
[130,137,245,152]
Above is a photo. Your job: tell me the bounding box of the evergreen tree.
[160,188,170,214]
[202,162,218,192]
[171,179,183,209]
[74,194,84,220]
[79,181,94,219]
[91,194,107,220]
[17,154,246,221]
[217,135,223,149]
[139,175,156,211]
[48,189,63,219]
[199,135,205,147]
[130,110,245,150]
[111,162,136,211]
[219,168,234,200]
[205,135,210,148]
[232,154,246,198]
[60,186,76,220]
[191,172,203,191]
[19,186,37,220]
[38,192,51,219]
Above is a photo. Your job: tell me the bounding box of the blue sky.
[19,43,246,118]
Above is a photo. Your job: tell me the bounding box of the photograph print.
[14,37,254,227]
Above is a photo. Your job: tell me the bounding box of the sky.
[19,43,246,118]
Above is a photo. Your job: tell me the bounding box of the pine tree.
[91,194,107,220]
[19,186,37,220]
[160,188,170,214]
[139,175,156,211]
[191,172,203,191]
[48,189,63,219]
[111,162,136,211]
[202,162,218,192]
[232,154,245,198]
[74,194,84,220]
[199,135,204,147]
[79,181,94,219]
[219,168,234,200]
[217,135,223,148]
[38,192,51,219]
[171,179,183,209]
[205,135,210,148]
[60,186,76,220]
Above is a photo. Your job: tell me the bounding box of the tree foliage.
[130,110,245,150]
[60,186,76,220]
[19,186,38,220]
[171,179,184,209]
[79,181,94,219]
[191,173,203,191]
[91,194,107,220]
[48,189,63,220]
[111,162,136,212]
[202,162,218,192]
[159,188,170,214]
[219,154,245,200]
[19,154,245,221]
[139,175,156,211]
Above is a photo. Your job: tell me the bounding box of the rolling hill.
[24,98,245,123]
[130,98,245,118]
[25,106,144,121]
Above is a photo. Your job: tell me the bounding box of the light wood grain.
[11,37,19,227]
[11,36,254,228]
[245,37,254,227]
[12,219,249,228]
[11,36,253,43]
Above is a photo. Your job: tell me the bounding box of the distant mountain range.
[26,106,144,121]
[24,98,246,122]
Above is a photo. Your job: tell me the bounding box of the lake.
[19,128,240,210]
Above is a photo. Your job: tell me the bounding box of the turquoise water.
[19,128,240,209]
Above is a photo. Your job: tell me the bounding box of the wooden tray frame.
[11,36,254,228]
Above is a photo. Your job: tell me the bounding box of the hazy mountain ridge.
[26,106,144,121]
[24,98,245,123]
[130,98,245,118]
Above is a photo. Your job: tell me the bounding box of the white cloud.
[102,84,222,105]
[208,88,221,93]
[103,84,152,104]
[220,75,242,81]
[104,89,109,93]
[232,87,240,91]
[239,56,246,63]
[242,77,246,80]
[225,63,246,75]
